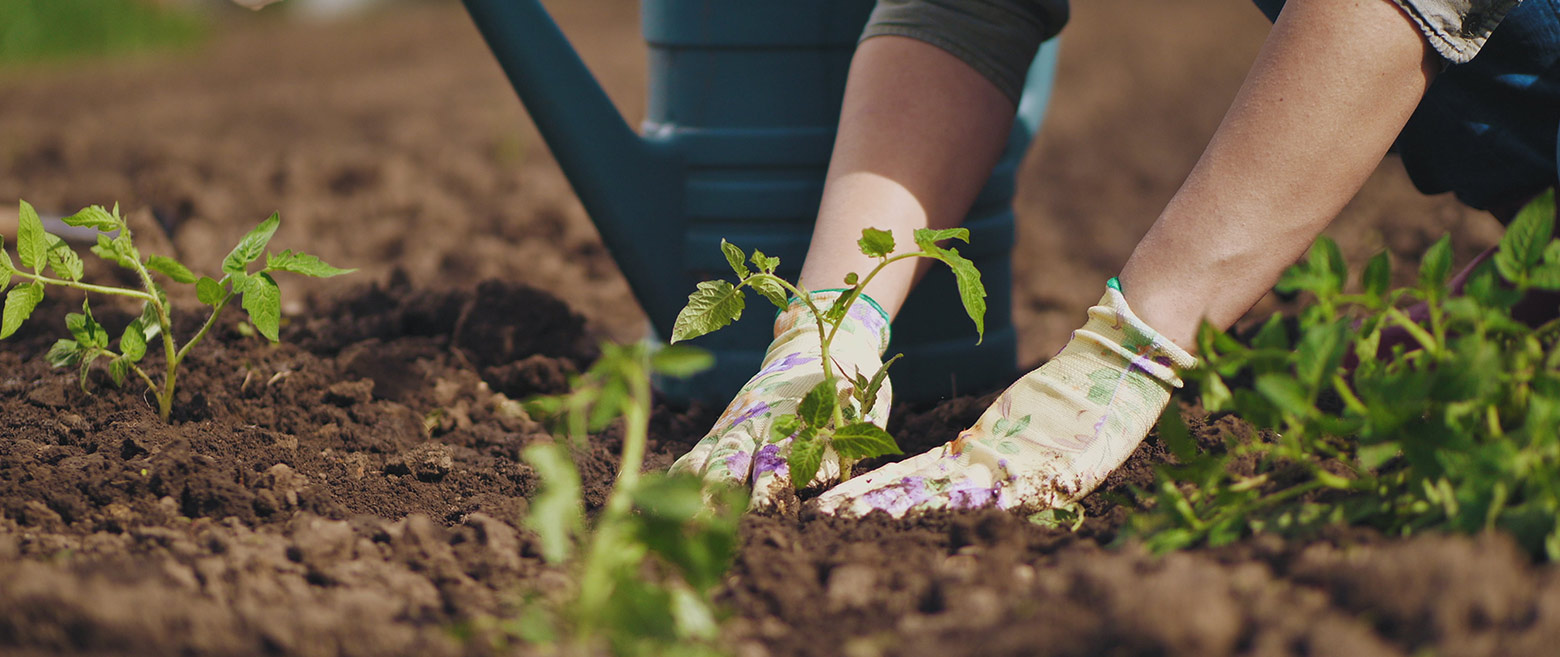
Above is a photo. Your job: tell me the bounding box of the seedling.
[513,342,741,656]
[1128,190,1560,559]
[0,200,353,422]
[669,227,986,488]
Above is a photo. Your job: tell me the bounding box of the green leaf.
[61,205,120,231]
[857,352,901,415]
[1157,405,1197,461]
[108,357,130,387]
[91,234,135,269]
[138,301,162,342]
[831,422,901,459]
[911,227,969,250]
[17,200,49,272]
[522,443,583,564]
[1419,234,1454,292]
[45,339,80,367]
[1201,372,1233,413]
[146,255,197,283]
[1,282,44,339]
[919,243,986,342]
[748,275,789,310]
[120,319,147,362]
[223,212,280,274]
[797,380,836,428]
[196,276,225,307]
[1255,373,1312,419]
[1531,262,1560,290]
[0,244,10,293]
[771,414,801,443]
[750,249,779,274]
[241,272,281,342]
[787,434,826,489]
[649,345,713,378]
[1496,189,1554,281]
[720,239,749,278]
[266,250,356,278]
[670,279,745,343]
[78,350,99,392]
[45,236,83,282]
[858,228,895,258]
[1362,250,1391,300]
[823,289,853,325]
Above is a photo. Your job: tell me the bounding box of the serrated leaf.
[146,256,197,283]
[1,282,44,339]
[748,275,789,310]
[196,276,225,307]
[45,339,79,367]
[787,434,826,490]
[108,357,130,387]
[831,422,901,459]
[771,415,801,443]
[1362,250,1390,299]
[649,345,713,377]
[17,200,48,271]
[911,227,969,250]
[138,301,162,342]
[858,352,900,415]
[265,250,356,278]
[670,279,744,343]
[522,443,582,563]
[1497,189,1554,281]
[91,234,135,269]
[223,212,280,274]
[720,240,749,278]
[120,319,147,362]
[750,249,779,274]
[823,290,852,325]
[920,244,986,342]
[111,232,139,268]
[45,236,83,282]
[1531,262,1560,290]
[241,272,281,342]
[858,228,895,258]
[61,205,120,231]
[798,380,836,428]
[1419,234,1453,292]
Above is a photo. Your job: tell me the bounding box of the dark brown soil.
[2,1,1554,656]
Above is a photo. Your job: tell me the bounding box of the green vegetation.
[507,342,742,656]
[670,228,987,488]
[0,200,353,421]
[1129,190,1560,559]
[0,0,205,66]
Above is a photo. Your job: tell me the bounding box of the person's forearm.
[1119,0,1438,350]
[798,36,1016,319]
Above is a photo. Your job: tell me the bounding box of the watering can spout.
[461,0,684,327]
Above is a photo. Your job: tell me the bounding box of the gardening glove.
[669,290,893,510]
[815,279,1196,517]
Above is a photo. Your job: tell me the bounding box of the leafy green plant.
[0,200,353,422]
[508,342,743,656]
[669,227,986,488]
[1128,190,1560,558]
[0,0,205,66]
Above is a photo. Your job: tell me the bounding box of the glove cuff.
[1075,282,1198,387]
[773,289,892,356]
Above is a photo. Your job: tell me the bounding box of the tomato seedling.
[669,227,986,488]
[0,200,354,422]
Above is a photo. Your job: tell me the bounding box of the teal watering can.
[462,0,1059,402]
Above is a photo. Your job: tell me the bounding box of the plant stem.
[6,268,155,302]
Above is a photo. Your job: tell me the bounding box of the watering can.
[462,0,1059,403]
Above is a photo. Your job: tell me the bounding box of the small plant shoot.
[1128,189,1560,560]
[0,200,354,422]
[670,227,987,488]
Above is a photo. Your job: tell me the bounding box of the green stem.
[1385,307,1441,358]
[7,268,154,301]
[174,290,234,364]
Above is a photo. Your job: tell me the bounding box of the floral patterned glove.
[669,290,892,510]
[814,279,1196,517]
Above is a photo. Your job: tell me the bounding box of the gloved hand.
[814,280,1196,517]
[669,290,893,510]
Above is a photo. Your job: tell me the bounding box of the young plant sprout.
[0,200,354,422]
[670,227,986,488]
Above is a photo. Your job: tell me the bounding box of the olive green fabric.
[860,0,1067,106]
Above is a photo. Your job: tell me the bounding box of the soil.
[1,1,1554,656]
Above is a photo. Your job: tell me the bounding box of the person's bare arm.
[1119,0,1438,349]
[798,35,1016,318]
